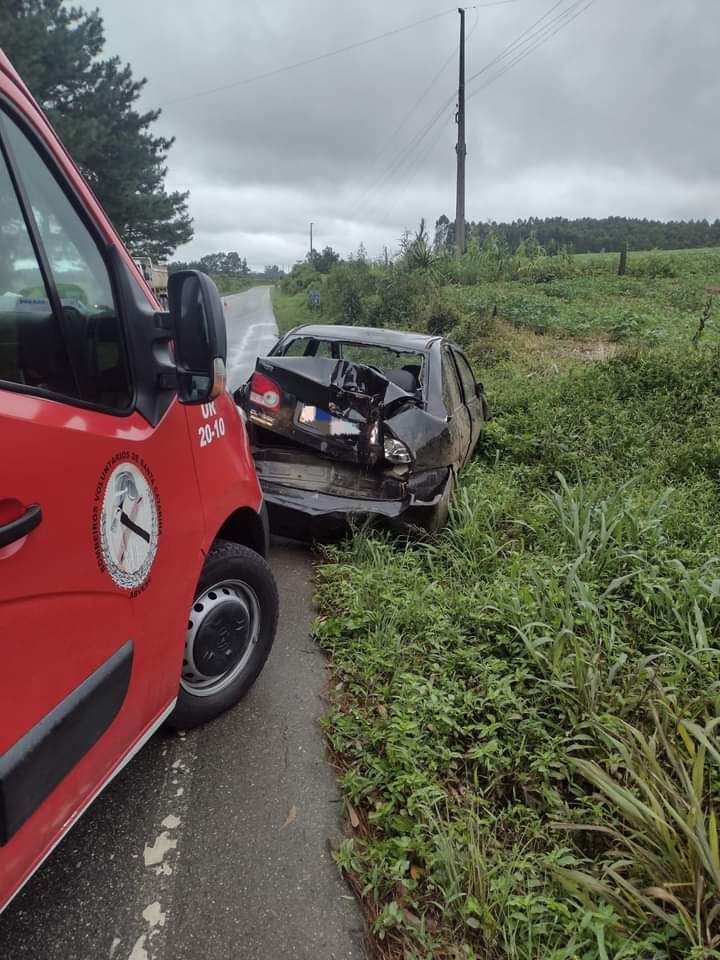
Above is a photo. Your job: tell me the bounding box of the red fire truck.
[0,51,278,911]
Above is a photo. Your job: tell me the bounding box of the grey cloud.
[96,0,720,265]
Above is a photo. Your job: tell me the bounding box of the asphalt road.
[0,289,367,960]
[225,285,280,393]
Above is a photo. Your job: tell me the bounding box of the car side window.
[314,340,333,358]
[441,348,463,413]
[0,130,72,392]
[0,111,131,410]
[283,337,332,357]
[283,337,310,356]
[452,349,477,403]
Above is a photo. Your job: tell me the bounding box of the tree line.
[169,252,251,276]
[434,215,720,255]
[168,254,285,279]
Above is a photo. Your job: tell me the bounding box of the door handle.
[0,504,42,548]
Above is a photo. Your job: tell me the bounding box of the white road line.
[111,736,199,960]
[224,286,279,389]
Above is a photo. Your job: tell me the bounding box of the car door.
[440,344,472,466]
[0,103,199,908]
[451,347,485,458]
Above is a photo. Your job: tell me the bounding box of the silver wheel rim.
[181,579,260,697]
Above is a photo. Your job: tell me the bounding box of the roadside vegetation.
[275,228,720,347]
[282,233,720,958]
[270,285,323,335]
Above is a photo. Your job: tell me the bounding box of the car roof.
[286,324,440,352]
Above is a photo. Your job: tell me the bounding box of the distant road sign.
[308,290,321,308]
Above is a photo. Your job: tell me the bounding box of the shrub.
[605,308,645,340]
[281,261,322,295]
[498,292,559,334]
[324,261,375,325]
[630,251,678,279]
[365,270,435,330]
[426,300,460,336]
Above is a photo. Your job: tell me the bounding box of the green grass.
[306,246,720,958]
[270,286,333,335]
[280,246,720,348]
[440,250,720,345]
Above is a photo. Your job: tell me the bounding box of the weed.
[313,342,720,958]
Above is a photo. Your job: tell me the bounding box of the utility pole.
[454,7,466,258]
[309,222,314,263]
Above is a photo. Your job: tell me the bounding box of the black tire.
[167,540,278,730]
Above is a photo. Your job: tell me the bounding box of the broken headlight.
[383,436,412,464]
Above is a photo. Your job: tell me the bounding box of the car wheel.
[167,540,278,729]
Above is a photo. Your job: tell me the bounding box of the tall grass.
[314,346,720,959]
[280,244,720,344]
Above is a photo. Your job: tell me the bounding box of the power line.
[351,6,484,220]
[160,3,520,109]
[467,0,567,85]
[382,0,598,224]
[467,0,598,98]
[348,91,456,221]
[361,45,458,180]
[386,7,482,221]
[385,113,455,220]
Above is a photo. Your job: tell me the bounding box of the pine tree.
[0,0,193,258]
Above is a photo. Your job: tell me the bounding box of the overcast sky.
[95,0,717,269]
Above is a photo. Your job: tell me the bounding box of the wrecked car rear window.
[339,344,424,371]
[283,337,333,358]
[276,336,427,395]
[338,344,426,395]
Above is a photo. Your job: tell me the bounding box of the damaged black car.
[234,324,490,539]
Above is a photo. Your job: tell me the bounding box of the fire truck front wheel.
[167,540,279,729]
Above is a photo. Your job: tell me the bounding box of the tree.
[433,214,452,252]
[314,245,340,274]
[400,219,435,271]
[196,253,226,275]
[0,0,193,258]
[451,215,720,254]
[223,251,243,275]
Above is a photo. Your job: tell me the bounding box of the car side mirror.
[168,270,227,404]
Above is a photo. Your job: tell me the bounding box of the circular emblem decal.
[99,461,159,591]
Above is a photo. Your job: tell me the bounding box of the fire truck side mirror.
[168,270,228,404]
